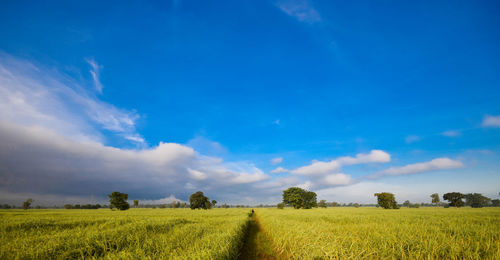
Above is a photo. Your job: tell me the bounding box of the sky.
[0,0,499,206]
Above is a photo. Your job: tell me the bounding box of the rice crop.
[1,207,499,259]
[0,208,249,259]
[255,207,500,259]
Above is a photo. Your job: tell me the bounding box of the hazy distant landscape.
[1,0,500,259]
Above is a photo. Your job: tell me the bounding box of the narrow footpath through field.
[238,212,278,260]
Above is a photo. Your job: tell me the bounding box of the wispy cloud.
[85,57,103,94]
[270,157,283,165]
[270,167,289,174]
[0,54,142,143]
[482,115,500,127]
[442,130,461,137]
[367,158,464,179]
[276,0,321,24]
[405,135,420,144]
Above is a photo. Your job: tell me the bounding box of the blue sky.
[0,0,499,205]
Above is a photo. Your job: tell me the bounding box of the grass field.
[1,207,499,259]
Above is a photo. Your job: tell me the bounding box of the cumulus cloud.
[85,57,103,93]
[270,157,283,165]
[276,0,321,24]
[482,115,500,127]
[291,150,390,176]
[322,173,352,186]
[442,130,461,137]
[0,122,270,203]
[270,167,289,174]
[368,158,464,179]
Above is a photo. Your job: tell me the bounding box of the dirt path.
[238,212,278,260]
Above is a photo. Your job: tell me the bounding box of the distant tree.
[491,199,500,207]
[430,193,440,206]
[330,202,339,207]
[277,202,285,209]
[189,191,210,210]
[221,203,229,208]
[108,191,130,210]
[282,187,317,209]
[64,204,73,209]
[410,203,420,208]
[374,192,399,209]
[443,192,465,207]
[464,193,491,208]
[403,200,411,208]
[1,204,11,209]
[133,200,139,208]
[318,200,327,208]
[211,200,217,208]
[22,198,33,210]
[353,203,360,208]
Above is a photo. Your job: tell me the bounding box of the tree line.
[6,190,499,210]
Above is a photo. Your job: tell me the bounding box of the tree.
[430,193,440,206]
[108,191,130,210]
[211,200,217,208]
[491,199,500,207]
[464,193,491,208]
[403,200,411,208]
[443,192,465,207]
[22,198,33,210]
[282,187,317,209]
[353,203,360,208]
[318,200,327,208]
[277,202,285,209]
[133,200,139,208]
[374,192,399,209]
[189,191,210,210]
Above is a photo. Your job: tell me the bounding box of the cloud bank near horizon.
[0,55,470,205]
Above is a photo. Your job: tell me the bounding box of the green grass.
[256,207,500,259]
[0,208,249,259]
[1,207,499,259]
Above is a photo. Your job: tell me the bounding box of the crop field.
[0,209,250,259]
[256,207,500,259]
[1,207,499,259]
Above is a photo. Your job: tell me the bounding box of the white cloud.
[270,167,289,174]
[292,160,341,176]
[0,54,142,143]
[85,57,103,93]
[336,150,391,165]
[291,150,390,176]
[482,115,500,127]
[322,173,352,186]
[188,169,207,180]
[276,0,321,24]
[405,135,420,144]
[368,158,464,179]
[140,195,185,204]
[270,157,283,165]
[442,130,461,137]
